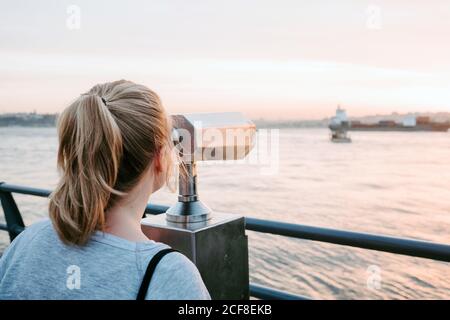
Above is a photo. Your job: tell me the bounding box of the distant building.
[402,115,416,127]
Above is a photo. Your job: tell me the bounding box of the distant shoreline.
[2,111,450,128]
[0,122,329,129]
[0,113,57,127]
[0,124,56,128]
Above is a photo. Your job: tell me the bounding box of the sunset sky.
[1,0,450,119]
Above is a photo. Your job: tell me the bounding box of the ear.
[153,149,163,173]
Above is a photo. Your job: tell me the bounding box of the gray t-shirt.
[0,219,210,300]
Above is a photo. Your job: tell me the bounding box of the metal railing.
[1,182,450,300]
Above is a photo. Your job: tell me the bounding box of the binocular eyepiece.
[166,112,256,223]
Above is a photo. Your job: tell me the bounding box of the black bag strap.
[136,248,177,300]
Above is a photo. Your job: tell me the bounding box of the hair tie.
[101,97,107,105]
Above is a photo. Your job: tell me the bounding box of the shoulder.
[16,219,54,248]
[2,219,52,253]
[21,219,53,238]
[144,249,211,300]
[161,251,204,282]
[0,219,52,275]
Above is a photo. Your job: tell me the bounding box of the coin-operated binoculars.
[141,112,256,300]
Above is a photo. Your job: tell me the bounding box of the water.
[1,127,449,299]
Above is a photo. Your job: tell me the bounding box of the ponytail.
[49,93,123,246]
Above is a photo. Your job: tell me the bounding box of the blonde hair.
[49,80,173,246]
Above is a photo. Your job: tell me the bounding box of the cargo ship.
[329,107,450,132]
[349,115,450,132]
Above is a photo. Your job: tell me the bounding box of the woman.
[0,80,210,300]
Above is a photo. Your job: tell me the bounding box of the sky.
[1,0,450,119]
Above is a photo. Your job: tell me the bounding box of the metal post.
[0,183,25,241]
[165,162,212,223]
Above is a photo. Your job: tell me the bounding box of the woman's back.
[0,80,210,299]
[0,219,210,300]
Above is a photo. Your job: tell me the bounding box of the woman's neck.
[104,173,155,242]
[104,205,150,242]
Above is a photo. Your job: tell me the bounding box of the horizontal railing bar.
[249,283,310,300]
[144,204,169,215]
[2,183,450,262]
[245,217,450,262]
[0,183,51,198]
[0,183,167,216]
[0,223,24,235]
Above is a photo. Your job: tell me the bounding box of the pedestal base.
[141,212,249,300]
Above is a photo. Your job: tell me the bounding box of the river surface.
[1,127,449,299]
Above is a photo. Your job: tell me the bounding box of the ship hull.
[331,137,352,143]
[349,125,450,132]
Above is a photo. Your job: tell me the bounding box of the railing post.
[0,182,25,241]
